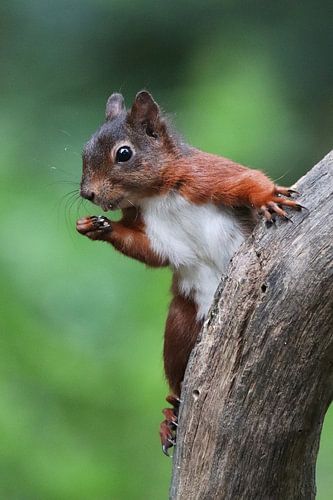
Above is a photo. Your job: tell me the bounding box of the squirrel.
[76,90,301,455]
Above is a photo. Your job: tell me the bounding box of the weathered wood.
[170,151,333,500]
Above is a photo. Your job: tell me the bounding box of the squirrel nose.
[80,187,95,201]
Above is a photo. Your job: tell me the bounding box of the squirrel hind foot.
[159,394,180,456]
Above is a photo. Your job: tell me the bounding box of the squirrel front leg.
[76,212,167,267]
[214,169,302,220]
[179,152,302,220]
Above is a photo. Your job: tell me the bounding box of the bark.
[170,151,333,500]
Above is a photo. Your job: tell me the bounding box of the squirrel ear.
[130,91,160,126]
[105,93,125,121]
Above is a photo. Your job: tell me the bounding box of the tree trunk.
[170,151,333,500]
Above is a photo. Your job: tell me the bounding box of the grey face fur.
[80,91,176,211]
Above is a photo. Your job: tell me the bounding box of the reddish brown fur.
[161,150,276,209]
[164,279,203,396]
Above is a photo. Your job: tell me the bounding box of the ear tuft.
[105,93,125,121]
[130,90,160,126]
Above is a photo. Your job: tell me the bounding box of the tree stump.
[170,151,333,500]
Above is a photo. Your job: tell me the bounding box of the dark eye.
[116,146,133,163]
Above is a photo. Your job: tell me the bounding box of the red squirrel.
[76,91,301,455]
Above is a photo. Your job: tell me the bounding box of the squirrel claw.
[287,188,300,196]
[161,437,176,456]
[162,443,172,457]
[166,394,181,407]
[275,186,300,198]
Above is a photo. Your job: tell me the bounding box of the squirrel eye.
[115,146,133,163]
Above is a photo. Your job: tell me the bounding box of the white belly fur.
[140,193,245,319]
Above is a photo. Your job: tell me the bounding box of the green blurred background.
[0,1,332,498]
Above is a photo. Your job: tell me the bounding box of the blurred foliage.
[0,0,332,498]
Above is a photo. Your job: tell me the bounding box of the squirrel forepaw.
[259,186,304,222]
[76,216,112,239]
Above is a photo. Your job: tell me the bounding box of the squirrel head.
[80,90,180,211]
